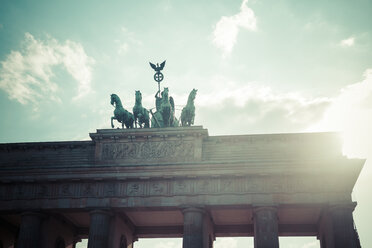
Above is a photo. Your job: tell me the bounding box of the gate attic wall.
[0,126,364,248]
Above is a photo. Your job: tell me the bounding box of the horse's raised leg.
[111,117,115,128]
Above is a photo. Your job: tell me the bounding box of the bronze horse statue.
[181,89,197,126]
[160,87,172,127]
[133,90,150,128]
[110,94,134,129]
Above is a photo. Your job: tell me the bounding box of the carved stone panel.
[100,140,196,163]
[127,182,144,196]
[90,127,208,164]
[172,180,191,195]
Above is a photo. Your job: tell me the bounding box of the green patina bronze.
[110,61,197,129]
[181,89,197,126]
[110,94,134,129]
[151,87,179,128]
[133,90,150,128]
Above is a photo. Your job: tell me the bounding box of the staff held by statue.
[149,60,166,94]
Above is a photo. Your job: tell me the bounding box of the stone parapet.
[90,126,208,165]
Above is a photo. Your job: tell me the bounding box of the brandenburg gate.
[0,126,364,248]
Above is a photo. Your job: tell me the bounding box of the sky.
[0,0,372,247]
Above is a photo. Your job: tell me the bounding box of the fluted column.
[17,212,44,248]
[182,207,207,248]
[253,206,279,248]
[88,210,112,248]
[329,204,358,248]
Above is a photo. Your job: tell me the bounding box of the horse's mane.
[187,90,196,103]
[111,94,122,107]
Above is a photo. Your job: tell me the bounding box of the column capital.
[180,205,206,215]
[328,202,357,212]
[20,211,46,219]
[89,209,114,217]
[252,205,278,215]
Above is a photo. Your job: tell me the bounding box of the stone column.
[182,207,209,248]
[88,210,112,248]
[253,206,279,248]
[329,204,359,248]
[17,212,44,248]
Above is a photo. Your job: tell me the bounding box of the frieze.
[0,176,339,201]
[172,180,191,195]
[127,182,143,196]
[100,140,195,162]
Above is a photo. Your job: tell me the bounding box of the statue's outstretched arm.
[155,90,160,98]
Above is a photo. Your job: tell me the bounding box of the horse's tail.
[180,107,186,125]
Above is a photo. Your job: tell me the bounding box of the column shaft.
[17,212,44,248]
[330,206,358,248]
[253,207,279,248]
[88,210,112,248]
[182,208,206,248]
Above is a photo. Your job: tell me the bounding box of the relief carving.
[61,184,71,196]
[83,184,95,196]
[0,176,329,202]
[173,181,190,194]
[127,183,142,196]
[105,183,115,197]
[220,179,234,192]
[37,185,48,197]
[101,140,195,161]
[150,182,166,195]
[196,179,212,193]
[15,185,23,198]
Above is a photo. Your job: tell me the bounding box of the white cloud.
[192,68,372,160]
[212,0,257,56]
[0,33,94,105]
[214,238,238,248]
[118,42,129,54]
[154,241,181,248]
[75,239,87,248]
[340,36,355,47]
[301,241,319,248]
[193,79,330,135]
[116,26,143,55]
[309,68,372,159]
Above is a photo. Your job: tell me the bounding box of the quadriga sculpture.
[110,94,134,129]
[133,90,150,128]
[181,89,197,126]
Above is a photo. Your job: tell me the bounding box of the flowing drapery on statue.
[151,88,179,128]
[133,90,150,128]
[110,94,134,129]
[181,89,197,126]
